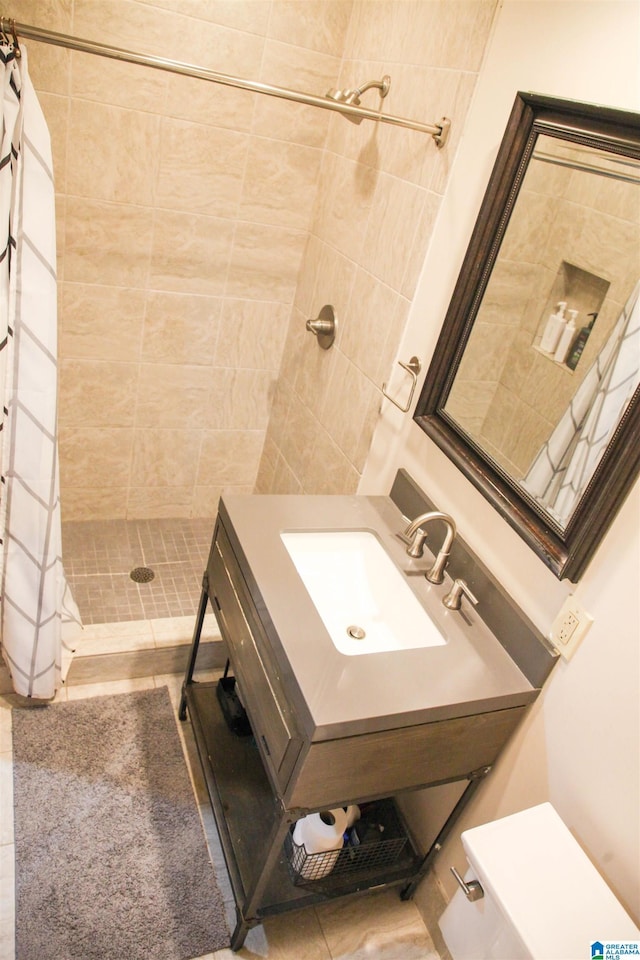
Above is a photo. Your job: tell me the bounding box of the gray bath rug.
[12,686,229,960]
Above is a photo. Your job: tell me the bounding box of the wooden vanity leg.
[178,575,209,721]
[400,766,491,900]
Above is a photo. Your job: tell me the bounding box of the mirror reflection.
[443,135,640,530]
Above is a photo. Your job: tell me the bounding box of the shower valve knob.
[306,305,336,349]
[306,318,333,335]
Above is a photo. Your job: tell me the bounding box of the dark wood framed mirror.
[414,92,640,581]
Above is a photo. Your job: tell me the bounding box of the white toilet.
[439,802,640,960]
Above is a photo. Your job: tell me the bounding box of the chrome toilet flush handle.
[450,866,484,902]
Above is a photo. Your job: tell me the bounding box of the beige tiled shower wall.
[255,0,498,495]
[8,0,497,518]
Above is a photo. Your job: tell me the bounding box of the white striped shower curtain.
[0,40,80,698]
[521,281,640,528]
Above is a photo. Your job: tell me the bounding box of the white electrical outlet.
[550,595,594,661]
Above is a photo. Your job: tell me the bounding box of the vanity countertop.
[218,494,541,741]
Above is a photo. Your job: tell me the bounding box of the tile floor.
[0,519,450,960]
[62,518,214,624]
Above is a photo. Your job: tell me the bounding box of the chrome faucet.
[402,511,457,584]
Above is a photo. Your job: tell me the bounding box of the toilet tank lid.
[461,803,639,958]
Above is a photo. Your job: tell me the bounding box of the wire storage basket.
[285,800,410,888]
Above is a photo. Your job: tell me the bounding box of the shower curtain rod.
[2,18,451,146]
[532,149,640,185]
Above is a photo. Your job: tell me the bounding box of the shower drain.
[130,566,155,583]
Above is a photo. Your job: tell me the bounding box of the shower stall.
[0,2,493,688]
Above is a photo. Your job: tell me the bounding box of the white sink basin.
[280,530,446,656]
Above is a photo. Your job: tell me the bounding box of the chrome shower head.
[325,75,391,124]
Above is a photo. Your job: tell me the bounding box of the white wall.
[362,0,640,924]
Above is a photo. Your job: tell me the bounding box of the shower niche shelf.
[534,260,610,370]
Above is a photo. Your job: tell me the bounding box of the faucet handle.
[404,529,428,558]
[443,578,478,611]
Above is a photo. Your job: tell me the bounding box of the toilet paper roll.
[292,808,348,880]
[343,804,360,828]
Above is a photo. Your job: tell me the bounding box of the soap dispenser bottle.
[540,301,567,353]
[566,312,597,370]
[554,309,578,363]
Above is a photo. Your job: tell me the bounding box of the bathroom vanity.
[179,473,556,950]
